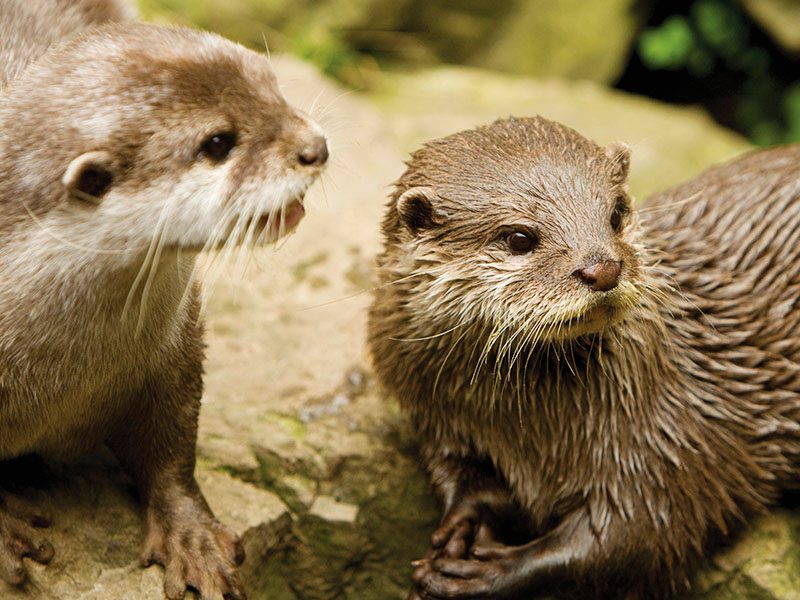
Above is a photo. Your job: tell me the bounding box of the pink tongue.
[273,201,305,233]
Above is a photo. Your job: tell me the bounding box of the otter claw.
[0,503,55,585]
[142,501,246,600]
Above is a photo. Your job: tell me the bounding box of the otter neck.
[466,281,680,423]
[531,306,675,414]
[0,229,198,326]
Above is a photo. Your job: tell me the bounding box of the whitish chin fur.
[523,280,641,344]
[176,173,317,254]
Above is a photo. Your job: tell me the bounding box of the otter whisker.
[260,31,271,61]
[307,88,327,120]
[636,189,704,214]
[432,324,475,401]
[135,202,174,336]
[21,203,130,255]
[389,320,470,343]
[122,197,173,323]
[201,202,246,308]
[297,262,455,312]
[308,88,356,123]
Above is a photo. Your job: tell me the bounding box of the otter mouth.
[180,191,309,253]
[234,195,306,246]
[556,304,619,338]
[246,197,306,242]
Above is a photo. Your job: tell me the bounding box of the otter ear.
[396,187,448,233]
[63,150,115,203]
[605,141,631,185]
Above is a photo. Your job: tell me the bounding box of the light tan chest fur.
[0,236,195,458]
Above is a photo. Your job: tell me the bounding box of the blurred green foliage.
[637,0,799,145]
[138,0,373,86]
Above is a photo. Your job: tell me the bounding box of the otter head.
[0,23,328,259]
[386,116,642,345]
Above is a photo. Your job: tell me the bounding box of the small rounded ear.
[396,187,448,233]
[63,150,115,203]
[605,142,631,185]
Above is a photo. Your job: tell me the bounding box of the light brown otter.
[0,2,328,598]
[368,116,800,599]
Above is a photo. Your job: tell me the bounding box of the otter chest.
[0,263,193,458]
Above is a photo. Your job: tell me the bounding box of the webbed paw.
[141,494,245,600]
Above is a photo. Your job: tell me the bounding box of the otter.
[0,2,328,599]
[368,116,800,599]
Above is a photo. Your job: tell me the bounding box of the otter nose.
[574,260,622,292]
[298,135,329,167]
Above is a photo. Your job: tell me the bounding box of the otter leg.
[414,507,594,600]
[108,342,245,600]
[410,453,522,600]
[431,457,520,558]
[0,495,53,586]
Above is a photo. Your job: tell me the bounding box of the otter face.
[387,117,642,345]
[1,24,327,258]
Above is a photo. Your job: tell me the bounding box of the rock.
[478,0,644,83]
[1,460,291,600]
[309,496,359,523]
[689,510,800,599]
[139,0,414,68]
[368,66,750,199]
[197,54,440,599]
[741,0,800,54]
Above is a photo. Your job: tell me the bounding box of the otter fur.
[0,1,328,598]
[0,0,136,89]
[368,116,800,598]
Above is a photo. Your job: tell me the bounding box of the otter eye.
[507,231,538,254]
[199,131,237,163]
[610,198,629,232]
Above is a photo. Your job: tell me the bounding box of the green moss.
[255,449,317,513]
[261,412,309,441]
[291,252,329,283]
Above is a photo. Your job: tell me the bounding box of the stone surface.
[368,66,750,200]
[4,48,798,600]
[478,0,643,83]
[741,0,800,54]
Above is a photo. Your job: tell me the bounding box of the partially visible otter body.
[368,117,800,598]
[0,2,328,598]
[0,0,136,88]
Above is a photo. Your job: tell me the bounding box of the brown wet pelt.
[368,116,800,598]
[0,1,326,598]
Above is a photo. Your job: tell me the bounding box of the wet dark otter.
[0,1,327,598]
[368,116,800,598]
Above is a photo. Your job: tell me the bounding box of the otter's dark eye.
[610,198,630,232]
[199,131,237,163]
[507,231,538,254]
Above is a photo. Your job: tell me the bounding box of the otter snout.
[574,260,622,292]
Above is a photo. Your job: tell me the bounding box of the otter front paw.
[0,499,54,586]
[141,496,246,600]
[412,544,521,600]
[410,508,503,600]
[430,502,483,559]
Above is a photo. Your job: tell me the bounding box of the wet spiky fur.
[368,116,800,598]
